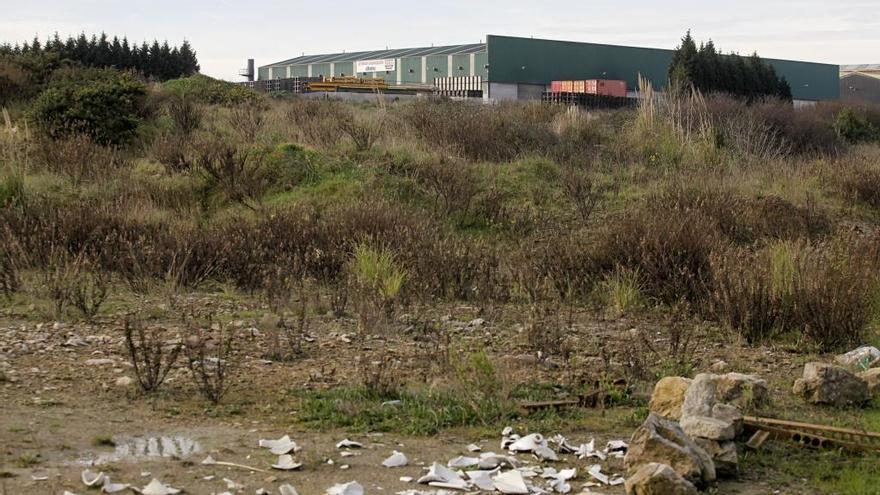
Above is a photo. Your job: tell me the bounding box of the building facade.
[258,35,840,102]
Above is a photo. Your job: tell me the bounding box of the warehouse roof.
[841,64,880,72]
[264,43,486,68]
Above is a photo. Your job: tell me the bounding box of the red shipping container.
[560,80,573,93]
[571,80,586,93]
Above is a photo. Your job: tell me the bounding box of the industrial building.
[255,34,840,103]
[840,65,880,103]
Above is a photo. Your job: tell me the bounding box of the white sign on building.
[356,59,396,73]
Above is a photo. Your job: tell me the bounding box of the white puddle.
[77,435,201,465]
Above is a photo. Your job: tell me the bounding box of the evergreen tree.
[668,30,793,101]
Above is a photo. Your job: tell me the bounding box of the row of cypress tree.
[668,31,792,101]
[0,32,199,81]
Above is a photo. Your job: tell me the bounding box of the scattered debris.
[271,454,303,471]
[586,464,623,486]
[466,444,481,452]
[493,470,529,494]
[448,455,479,468]
[223,477,245,490]
[399,476,414,483]
[336,439,364,449]
[279,484,299,495]
[202,455,269,473]
[326,481,364,495]
[140,478,181,495]
[836,346,880,370]
[259,435,301,455]
[417,462,468,490]
[382,451,408,468]
[82,470,106,487]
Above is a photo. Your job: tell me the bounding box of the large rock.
[694,439,738,478]
[793,362,869,407]
[680,415,735,441]
[715,373,770,411]
[649,377,692,421]
[711,404,744,437]
[836,346,880,370]
[681,374,717,418]
[625,413,716,486]
[625,463,698,495]
[858,368,880,396]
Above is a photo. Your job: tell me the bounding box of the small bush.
[227,104,266,143]
[602,266,645,315]
[184,320,237,404]
[285,98,346,149]
[123,319,182,393]
[165,93,202,135]
[29,68,147,145]
[196,139,270,209]
[834,108,879,144]
[350,243,407,322]
[597,206,719,305]
[70,264,109,323]
[33,134,128,183]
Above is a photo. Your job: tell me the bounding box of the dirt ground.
[0,292,850,494]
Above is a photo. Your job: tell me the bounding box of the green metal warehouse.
[257,34,839,102]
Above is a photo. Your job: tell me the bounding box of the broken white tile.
[271,454,303,471]
[326,481,364,495]
[141,478,181,495]
[279,483,299,495]
[259,435,300,455]
[382,451,408,468]
[493,470,529,494]
[336,439,363,449]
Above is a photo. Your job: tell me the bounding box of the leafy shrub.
[834,107,879,144]
[29,68,147,145]
[162,74,261,105]
[711,238,880,350]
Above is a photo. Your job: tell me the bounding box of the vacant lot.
[3,76,880,494]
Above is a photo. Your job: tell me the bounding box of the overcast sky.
[2,0,877,80]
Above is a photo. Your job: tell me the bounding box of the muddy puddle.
[76,434,201,465]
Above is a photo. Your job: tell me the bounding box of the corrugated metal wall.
[486,35,839,101]
[841,73,880,103]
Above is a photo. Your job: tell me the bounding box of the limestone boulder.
[793,362,869,407]
[715,372,770,411]
[625,463,698,495]
[624,413,715,486]
[648,377,692,421]
[680,415,735,441]
[694,439,738,478]
[859,368,880,396]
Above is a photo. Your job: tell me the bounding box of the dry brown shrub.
[710,237,880,350]
[33,134,128,183]
[284,98,346,149]
[123,319,182,393]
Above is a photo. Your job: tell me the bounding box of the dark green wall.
[486,35,839,100]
